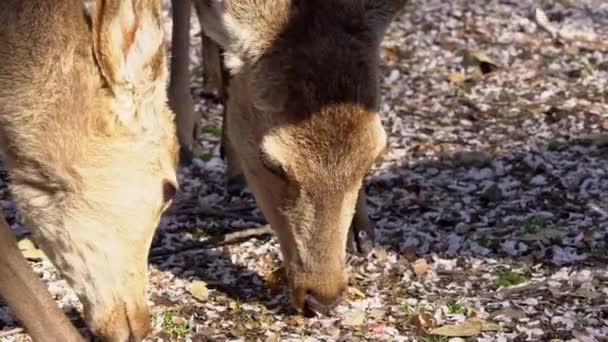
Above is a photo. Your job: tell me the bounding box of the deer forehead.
[264,107,386,181]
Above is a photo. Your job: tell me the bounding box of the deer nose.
[302,285,347,316]
[91,303,151,342]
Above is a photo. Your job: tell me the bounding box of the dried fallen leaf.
[371,323,385,334]
[373,247,389,262]
[287,315,306,326]
[21,249,45,261]
[264,334,279,342]
[327,327,341,338]
[573,133,608,147]
[368,308,386,320]
[534,8,558,38]
[475,319,501,332]
[347,286,366,299]
[519,228,568,242]
[449,71,466,84]
[462,49,500,74]
[17,238,36,251]
[381,46,402,62]
[18,239,46,260]
[342,310,365,327]
[452,151,492,168]
[189,280,209,301]
[565,45,580,55]
[572,287,601,300]
[413,258,429,277]
[403,246,417,262]
[602,118,608,130]
[489,308,527,320]
[548,286,568,299]
[266,267,286,295]
[429,320,482,337]
[410,311,436,336]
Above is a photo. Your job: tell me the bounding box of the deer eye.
[162,180,177,203]
[259,150,288,179]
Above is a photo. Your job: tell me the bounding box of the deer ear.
[92,0,166,94]
[195,0,287,74]
[364,0,406,40]
[195,0,249,73]
[92,0,168,131]
[194,0,232,49]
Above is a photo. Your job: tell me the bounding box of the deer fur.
[196,0,402,311]
[0,0,179,340]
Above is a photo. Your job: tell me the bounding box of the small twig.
[0,327,24,338]
[496,281,547,297]
[164,206,265,223]
[588,202,608,219]
[150,225,272,258]
[534,8,559,40]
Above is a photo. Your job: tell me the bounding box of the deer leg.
[169,0,199,165]
[194,1,246,196]
[0,215,83,342]
[347,186,375,256]
[216,54,247,196]
[221,114,247,196]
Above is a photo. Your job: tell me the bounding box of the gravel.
[1,0,607,341]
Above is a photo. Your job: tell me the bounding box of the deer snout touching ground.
[289,269,349,316]
[195,0,404,312]
[90,303,151,342]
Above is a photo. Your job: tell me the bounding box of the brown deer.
[196,0,402,313]
[0,0,179,340]
[169,1,384,255]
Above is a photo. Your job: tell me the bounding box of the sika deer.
[197,0,402,313]
[0,0,178,340]
[168,0,380,254]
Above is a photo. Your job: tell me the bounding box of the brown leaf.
[489,308,527,320]
[404,184,423,196]
[565,45,580,55]
[549,286,568,299]
[327,327,341,337]
[429,320,482,337]
[573,287,601,300]
[449,71,466,84]
[371,323,385,334]
[287,315,306,326]
[403,246,417,262]
[342,310,366,327]
[475,318,501,332]
[462,49,500,74]
[602,118,608,130]
[519,228,568,242]
[18,239,46,261]
[368,308,386,320]
[413,258,430,277]
[347,286,366,300]
[189,280,209,301]
[264,334,279,342]
[410,311,436,336]
[373,247,389,262]
[17,238,36,251]
[266,267,286,295]
[452,151,492,168]
[21,249,46,261]
[573,133,608,147]
[381,46,402,62]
